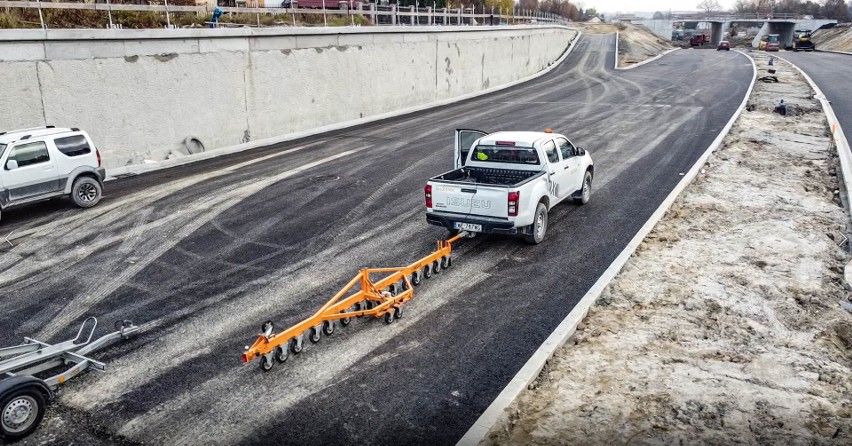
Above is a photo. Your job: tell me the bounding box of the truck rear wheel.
[523,202,548,245]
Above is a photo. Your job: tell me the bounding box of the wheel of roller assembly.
[340,311,352,327]
[289,337,303,354]
[441,255,451,269]
[260,355,274,371]
[387,284,397,296]
[423,264,432,279]
[322,320,334,336]
[411,271,422,286]
[274,345,288,363]
[432,260,442,274]
[354,301,364,317]
[384,312,395,324]
[394,306,404,319]
[365,300,375,310]
[401,279,410,291]
[309,327,321,343]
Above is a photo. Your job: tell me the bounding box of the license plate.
[454,222,482,232]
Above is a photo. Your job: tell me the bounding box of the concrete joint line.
[613,31,680,71]
[105,27,581,180]
[456,49,758,446]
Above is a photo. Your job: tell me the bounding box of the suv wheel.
[71,176,102,208]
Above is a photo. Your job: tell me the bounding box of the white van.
[0,126,106,222]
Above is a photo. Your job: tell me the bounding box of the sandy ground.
[617,23,673,67]
[485,51,852,444]
[813,26,852,53]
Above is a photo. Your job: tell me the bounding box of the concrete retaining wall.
[0,26,575,169]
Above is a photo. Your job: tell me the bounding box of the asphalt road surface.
[782,51,852,146]
[0,36,753,445]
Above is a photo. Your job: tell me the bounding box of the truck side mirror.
[5,160,18,170]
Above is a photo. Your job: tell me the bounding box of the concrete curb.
[776,54,852,281]
[455,49,758,446]
[105,27,581,180]
[816,48,852,56]
[613,31,680,70]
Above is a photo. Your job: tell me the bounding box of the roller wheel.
[354,301,365,317]
[0,387,46,440]
[395,306,404,319]
[322,320,334,336]
[401,279,410,291]
[309,327,321,343]
[365,300,375,310]
[384,312,395,324]
[441,255,451,269]
[387,284,398,296]
[411,271,422,286]
[289,337,303,354]
[340,311,352,327]
[423,264,433,279]
[433,260,442,274]
[274,345,288,363]
[260,355,274,371]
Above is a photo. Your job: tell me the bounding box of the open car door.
[454,129,488,169]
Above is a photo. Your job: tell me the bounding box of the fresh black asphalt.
[783,51,852,147]
[0,35,754,445]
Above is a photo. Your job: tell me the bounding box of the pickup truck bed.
[431,167,542,187]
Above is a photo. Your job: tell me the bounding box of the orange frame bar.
[242,234,463,365]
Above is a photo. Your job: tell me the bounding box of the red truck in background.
[689,34,710,46]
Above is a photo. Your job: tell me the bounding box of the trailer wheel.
[289,337,303,354]
[423,264,433,279]
[340,311,352,327]
[260,355,274,372]
[411,271,422,286]
[1,388,46,441]
[322,320,334,336]
[384,312,395,324]
[309,327,321,343]
[274,346,288,364]
[432,260,442,274]
[387,284,398,297]
[441,255,451,269]
[394,306,404,319]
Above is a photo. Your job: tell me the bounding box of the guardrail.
[671,12,804,21]
[0,1,569,29]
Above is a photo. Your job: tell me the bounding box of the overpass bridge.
[620,13,836,48]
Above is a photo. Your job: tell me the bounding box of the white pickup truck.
[425,129,594,244]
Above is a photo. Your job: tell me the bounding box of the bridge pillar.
[710,22,723,45]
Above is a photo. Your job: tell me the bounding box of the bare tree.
[697,0,722,13]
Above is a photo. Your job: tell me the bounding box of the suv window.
[55,135,91,157]
[556,138,575,159]
[8,141,50,168]
[543,140,559,163]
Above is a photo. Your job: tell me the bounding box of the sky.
[577,0,737,13]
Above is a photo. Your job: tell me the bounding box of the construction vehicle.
[689,34,710,46]
[792,29,815,51]
[241,235,465,371]
[759,34,781,51]
[0,318,138,440]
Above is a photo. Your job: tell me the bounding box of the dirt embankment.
[485,52,852,444]
[617,23,673,67]
[812,25,852,53]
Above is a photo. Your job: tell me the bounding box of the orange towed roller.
[242,234,465,371]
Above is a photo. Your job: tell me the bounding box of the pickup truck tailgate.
[431,183,506,219]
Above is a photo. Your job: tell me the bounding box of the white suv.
[0,126,106,222]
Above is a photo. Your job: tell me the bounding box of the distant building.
[588,16,602,23]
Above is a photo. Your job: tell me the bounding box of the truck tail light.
[508,191,519,216]
[96,149,102,168]
[425,185,432,208]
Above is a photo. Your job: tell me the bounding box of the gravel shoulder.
[617,23,673,67]
[484,51,852,444]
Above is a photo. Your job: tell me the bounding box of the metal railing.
[671,12,805,21]
[0,1,570,29]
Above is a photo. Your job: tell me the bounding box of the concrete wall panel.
[0,26,575,169]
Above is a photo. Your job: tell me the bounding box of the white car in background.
[0,126,105,222]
